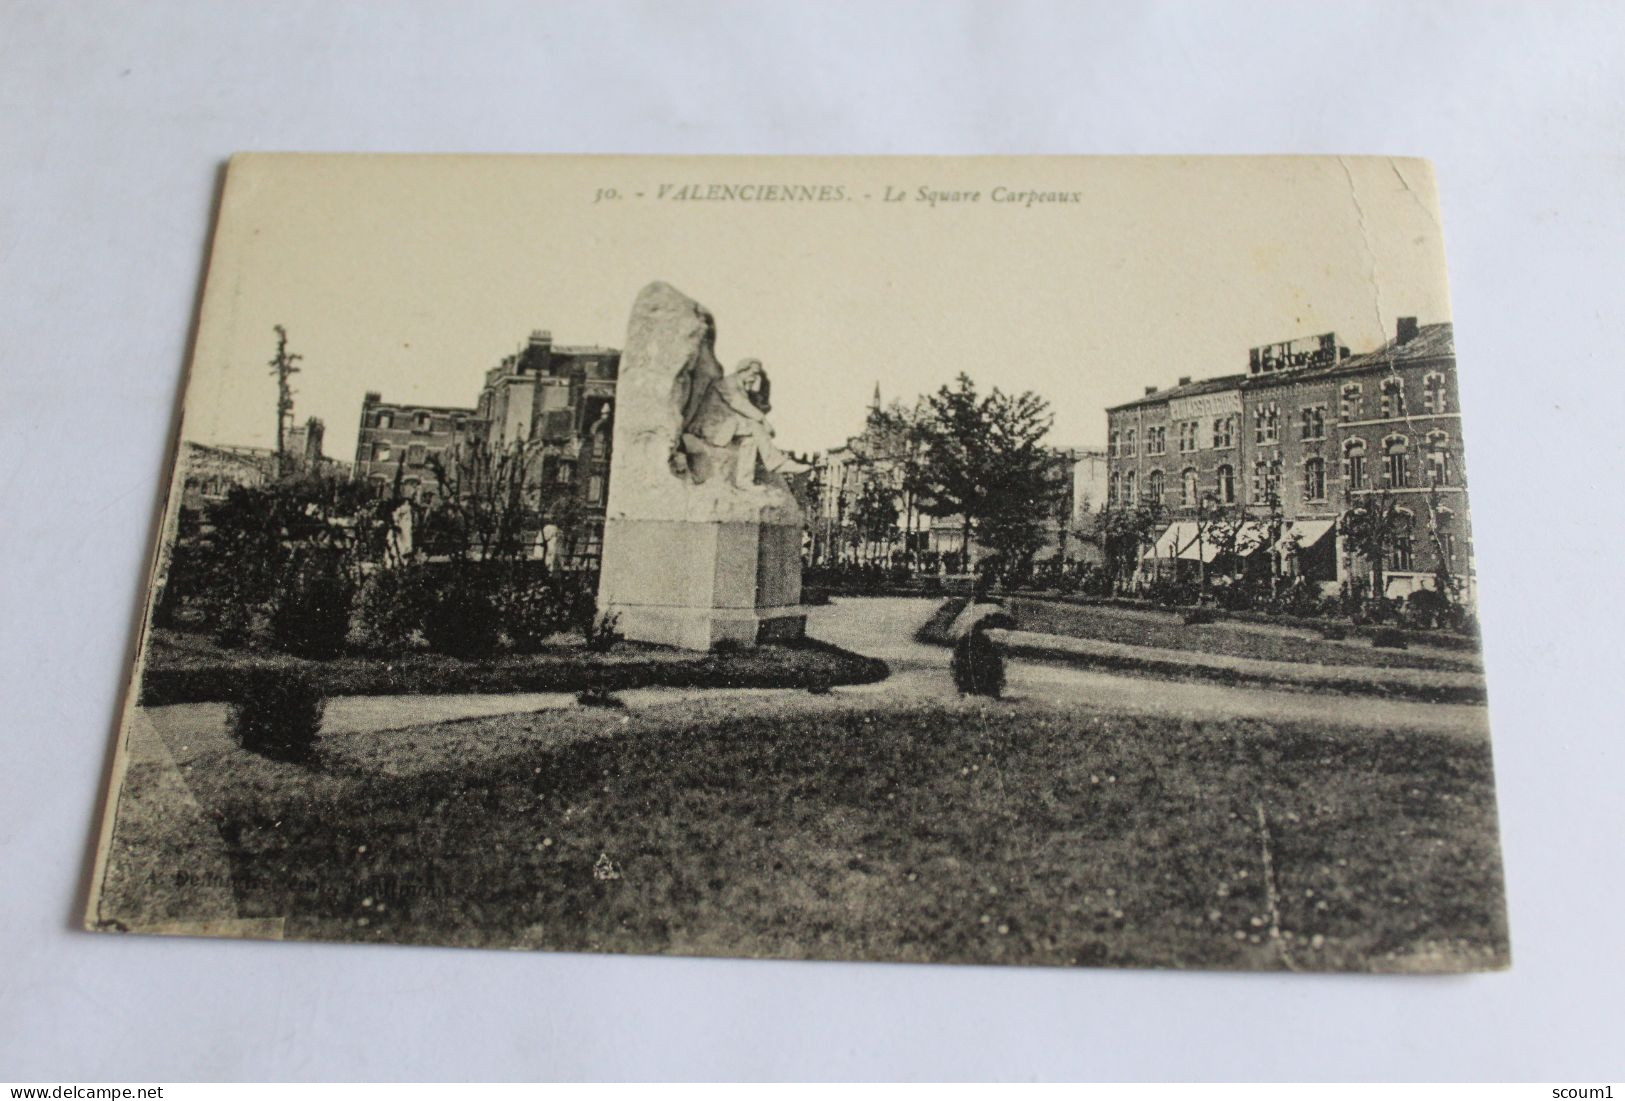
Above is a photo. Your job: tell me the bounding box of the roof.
[1106,373,1246,414]
[1243,322,1454,388]
[1110,323,1457,412]
[366,398,480,416]
[550,344,619,356]
[1334,322,1454,372]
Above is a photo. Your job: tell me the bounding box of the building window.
[1345,439,1368,489]
[1109,430,1120,458]
[376,411,394,429]
[1217,464,1235,504]
[1390,533,1414,572]
[1108,470,1120,507]
[1255,402,1279,444]
[587,474,604,504]
[1124,428,1137,458]
[1384,435,1410,488]
[1423,371,1448,414]
[1252,458,1282,504]
[1123,470,1136,506]
[374,442,392,463]
[1304,457,1327,501]
[1439,531,1456,567]
[1300,405,1326,440]
[414,411,432,432]
[406,444,426,467]
[1425,431,1454,486]
[1340,383,1362,421]
[1147,469,1165,507]
[1177,420,1199,453]
[556,460,574,484]
[1380,378,1406,419]
[1181,467,1198,507]
[1212,415,1235,449]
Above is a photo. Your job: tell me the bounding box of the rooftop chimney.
[1144,385,1159,396]
[529,329,553,347]
[1177,375,1192,386]
[1396,317,1419,345]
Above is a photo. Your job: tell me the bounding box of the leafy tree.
[1338,485,1413,599]
[914,374,1062,579]
[1097,501,1164,589]
[858,400,932,555]
[851,476,901,562]
[176,475,390,647]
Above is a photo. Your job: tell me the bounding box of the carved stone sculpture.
[597,282,807,649]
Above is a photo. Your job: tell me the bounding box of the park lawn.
[103,693,1508,972]
[1007,598,1482,673]
[139,627,886,705]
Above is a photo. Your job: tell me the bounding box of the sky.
[183,155,1452,461]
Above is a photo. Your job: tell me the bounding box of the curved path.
[806,597,1491,738]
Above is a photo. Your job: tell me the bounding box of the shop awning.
[1143,520,1272,562]
[1277,518,1336,553]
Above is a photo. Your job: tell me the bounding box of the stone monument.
[597,282,809,650]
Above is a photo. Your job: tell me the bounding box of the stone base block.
[612,604,806,651]
[599,516,806,651]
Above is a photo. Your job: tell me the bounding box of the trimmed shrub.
[228,667,325,763]
[1182,607,1218,626]
[1320,624,1349,641]
[355,563,435,652]
[501,571,571,652]
[576,687,625,709]
[951,628,1006,698]
[1371,626,1410,650]
[422,570,502,658]
[213,604,251,649]
[270,552,356,660]
[583,610,623,653]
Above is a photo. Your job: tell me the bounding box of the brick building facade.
[1104,318,1472,601]
[353,394,479,506]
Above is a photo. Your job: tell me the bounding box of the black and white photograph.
[84,154,1508,974]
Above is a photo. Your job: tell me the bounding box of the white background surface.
[3,0,1622,1082]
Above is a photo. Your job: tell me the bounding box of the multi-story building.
[1104,318,1471,601]
[1105,373,1247,517]
[474,330,620,565]
[353,393,480,505]
[353,329,621,568]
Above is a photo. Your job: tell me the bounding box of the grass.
[98,693,1509,972]
[139,627,888,705]
[1005,598,1481,673]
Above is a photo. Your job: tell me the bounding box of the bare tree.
[268,325,302,478]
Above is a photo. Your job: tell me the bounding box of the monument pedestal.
[601,517,805,650]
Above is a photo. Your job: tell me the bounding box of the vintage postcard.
[86,154,1508,972]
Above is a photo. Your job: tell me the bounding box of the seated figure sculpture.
[671,357,809,487]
